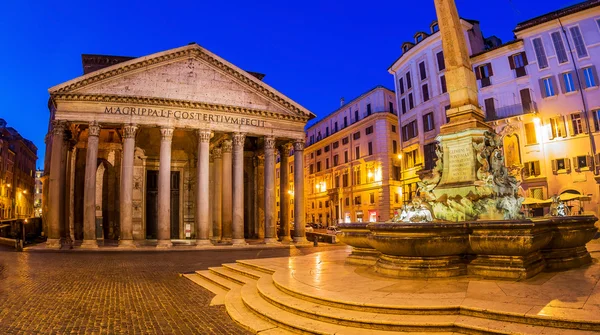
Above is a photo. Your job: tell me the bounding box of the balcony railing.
[486,101,537,122]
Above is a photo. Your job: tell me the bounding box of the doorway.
[145,170,180,239]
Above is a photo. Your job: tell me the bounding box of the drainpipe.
[558,18,598,178]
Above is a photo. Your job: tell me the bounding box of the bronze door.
[145,170,159,239]
[170,171,180,239]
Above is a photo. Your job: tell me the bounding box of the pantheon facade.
[43,44,314,248]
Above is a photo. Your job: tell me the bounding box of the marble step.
[222,263,266,280]
[209,266,255,285]
[254,276,583,335]
[194,270,240,291]
[237,259,277,274]
[224,286,293,334]
[182,273,228,306]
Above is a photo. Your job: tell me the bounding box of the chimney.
[340,97,345,107]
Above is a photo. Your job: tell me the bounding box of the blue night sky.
[0,0,581,165]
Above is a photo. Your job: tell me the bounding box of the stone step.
[195,270,240,291]
[223,286,292,334]
[209,266,255,285]
[241,282,444,335]
[237,259,276,274]
[222,263,266,280]
[182,273,228,306]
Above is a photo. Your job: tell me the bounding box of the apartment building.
[275,86,401,226]
[388,0,600,215]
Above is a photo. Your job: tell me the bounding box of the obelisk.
[432,0,492,196]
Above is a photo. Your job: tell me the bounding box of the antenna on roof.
[340,97,345,107]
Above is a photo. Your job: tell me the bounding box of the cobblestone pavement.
[0,244,346,335]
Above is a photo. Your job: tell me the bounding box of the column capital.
[264,136,276,150]
[279,142,293,156]
[222,140,233,153]
[51,120,67,135]
[232,132,246,147]
[88,121,101,137]
[293,139,305,151]
[197,129,212,143]
[160,127,174,141]
[212,147,222,159]
[123,124,138,139]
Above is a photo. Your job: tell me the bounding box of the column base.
[156,240,173,248]
[210,237,221,244]
[232,239,248,246]
[195,239,213,248]
[46,238,62,249]
[80,240,99,249]
[293,237,312,247]
[263,237,280,245]
[280,236,292,244]
[118,240,136,248]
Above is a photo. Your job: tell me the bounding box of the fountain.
[338,0,598,280]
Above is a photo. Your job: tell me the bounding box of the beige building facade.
[44,44,314,249]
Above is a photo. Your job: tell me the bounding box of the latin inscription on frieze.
[445,144,474,183]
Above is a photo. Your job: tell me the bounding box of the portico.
[44,44,314,249]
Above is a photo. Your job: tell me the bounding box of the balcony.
[486,101,537,122]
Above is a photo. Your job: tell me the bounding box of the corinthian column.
[293,139,310,245]
[231,132,247,245]
[211,148,223,242]
[157,127,174,248]
[279,143,292,243]
[196,129,212,247]
[46,120,66,249]
[81,121,100,249]
[221,139,233,242]
[119,124,138,248]
[263,136,278,244]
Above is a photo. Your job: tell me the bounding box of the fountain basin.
[540,215,598,271]
[368,222,469,278]
[336,223,380,266]
[467,220,554,279]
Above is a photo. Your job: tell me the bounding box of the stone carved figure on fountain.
[417,144,442,201]
[392,197,434,223]
[549,195,570,217]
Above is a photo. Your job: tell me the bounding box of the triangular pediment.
[49,44,315,120]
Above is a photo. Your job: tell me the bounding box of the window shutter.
[552,159,558,174]
[593,111,600,132]
[582,112,589,134]
[548,118,556,140]
[592,66,600,86]
[559,73,567,94]
[522,52,529,66]
[523,163,530,178]
[559,116,567,137]
[487,63,494,76]
[572,71,580,91]
[508,55,515,70]
[539,79,547,98]
[573,157,579,171]
[568,115,575,136]
[475,66,481,80]
[534,161,541,176]
[566,157,571,173]
[587,155,594,170]
[550,76,559,96]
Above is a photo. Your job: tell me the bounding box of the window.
[342,173,349,187]
[530,187,544,200]
[520,88,533,113]
[550,32,568,64]
[355,146,360,159]
[432,23,439,33]
[475,63,493,87]
[574,155,592,171]
[319,201,322,208]
[316,149,322,156]
[569,26,588,58]
[524,122,537,144]
[582,66,598,88]
[365,126,374,135]
[370,193,375,204]
[552,158,571,174]
[354,110,359,122]
[309,164,314,174]
[523,161,541,177]
[484,98,496,120]
[326,158,330,169]
[392,140,397,154]
[419,61,427,80]
[440,75,447,93]
[366,104,372,116]
[392,165,401,181]
[408,93,414,109]
[436,51,445,71]
[332,141,339,149]
[354,195,361,205]
[540,76,557,98]
[399,77,405,95]
[592,109,600,132]
[509,52,528,77]
[549,116,567,139]
[423,112,434,132]
[345,198,350,206]
[335,175,340,188]
[334,122,338,132]
[564,71,578,93]
[395,193,400,203]
[423,142,437,171]
[344,117,348,127]
[333,154,339,166]
[325,127,329,137]
[406,72,412,89]
[342,137,349,145]
[422,84,429,102]
[324,145,330,152]
[316,161,321,172]
[391,125,397,133]
[353,132,361,140]
[368,142,373,156]
[389,102,394,113]
[354,168,361,185]
[402,120,419,141]
[570,113,586,136]
[532,37,548,69]
[344,151,349,163]
[325,201,329,208]
[401,98,407,114]
[405,149,418,169]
